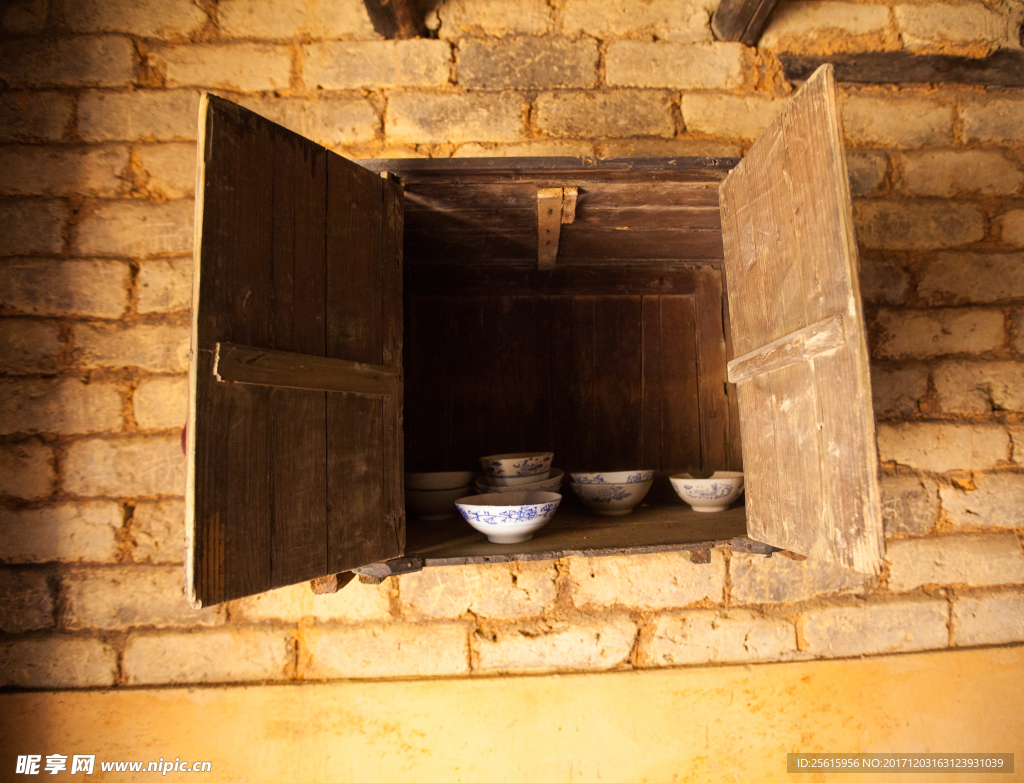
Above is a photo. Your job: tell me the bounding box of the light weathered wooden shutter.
[719,65,883,574]
[185,95,404,607]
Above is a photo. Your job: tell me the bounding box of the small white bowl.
[404,471,475,491]
[479,452,554,478]
[670,471,744,512]
[456,490,561,544]
[571,479,653,516]
[476,469,564,495]
[571,470,655,485]
[486,470,552,487]
[405,486,471,520]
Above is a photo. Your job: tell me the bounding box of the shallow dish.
[486,470,552,487]
[404,471,476,491]
[479,452,554,478]
[476,469,564,495]
[405,486,472,520]
[571,479,653,516]
[571,470,655,485]
[455,490,561,544]
[669,471,744,512]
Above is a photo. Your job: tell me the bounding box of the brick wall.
[0,0,1022,689]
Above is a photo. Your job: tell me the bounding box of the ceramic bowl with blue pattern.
[455,490,561,544]
[476,469,564,495]
[479,452,554,478]
[669,471,744,512]
[570,470,655,485]
[570,479,653,517]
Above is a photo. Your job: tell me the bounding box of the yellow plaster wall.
[3,646,1021,783]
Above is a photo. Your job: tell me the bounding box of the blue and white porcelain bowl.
[570,470,655,485]
[570,479,654,517]
[476,469,564,495]
[455,490,561,544]
[479,452,554,479]
[670,471,744,512]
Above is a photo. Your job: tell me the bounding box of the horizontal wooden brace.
[727,314,846,383]
[214,342,398,397]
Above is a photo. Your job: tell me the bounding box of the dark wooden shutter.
[719,65,883,574]
[185,95,404,607]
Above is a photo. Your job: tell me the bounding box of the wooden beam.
[537,188,563,269]
[711,0,782,46]
[213,342,398,397]
[726,315,846,384]
[779,50,1024,88]
[362,0,434,39]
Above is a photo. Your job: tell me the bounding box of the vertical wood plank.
[695,268,731,473]
[381,175,405,553]
[592,296,643,470]
[550,296,594,473]
[404,296,452,470]
[447,297,490,468]
[640,296,662,472]
[660,295,701,474]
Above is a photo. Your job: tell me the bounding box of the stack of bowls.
[476,452,562,495]
[404,471,474,520]
[570,470,655,516]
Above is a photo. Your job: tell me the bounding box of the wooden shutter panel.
[719,65,883,574]
[186,95,404,607]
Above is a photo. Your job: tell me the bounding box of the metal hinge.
[731,537,779,557]
[353,556,424,584]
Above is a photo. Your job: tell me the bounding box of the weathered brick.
[438,0,551,39]
[933,361,1024,414]
[731,553,872,605]
[940,474,1024,531]
[919,252,1024,305]
[760,2,892,51]
[301,623,469,679]
[560,0,711,43]
[801,597,948,657]
[568,551,724,610]
[854,201,984,250]
[0,637,117,687]
[681,93,789,139]
[596,137,742,158]
[63,566,223,629]
[124,628,294,684]
[961,97,1024,144]
[230,578,391,623]
[237,95,379,147]
[998,209,1024,247]
[952,589,1024,646]
[64,435,186,497]
[136,256,191,314]
[607,41,745,90]
[1015,309,1024,355]
[2,0,47,33]
[76,199,194,257]
[894,3,1010,54]
[1013,427,1024,464]
[842,93,952,147]
[0,36,134,88]
[73,323,190,373]
[399,561,556,619]
[846,150,888,196]
[136,143,195,199]
[453,140,596,158]
[473,618,635,673]
[0,502,122,563]
[150,44,292,92]
[881,475,940,537]
[887,534,1024,591]
[873,309,1004,359]
[871,365,927,419]
[459,37,596,90]
[57,0,208,38]
[133,376,187,430]
[876,422,1009,473]
[1,378,122,435]
[386,92,526,144]
[78,90,200,142]
[536,91,674,139]
[0,319,61,374]
[0,199,67,255]
[0,440,55,500]
[0,569,53,632]
[218,0,376,40]
[858,256,909,305]
[901,150,1022,197]
[0,259,130,318]
[303,40,450,90]
[129,500,184,563]
[0,92,73,142]
[638,610,797,667]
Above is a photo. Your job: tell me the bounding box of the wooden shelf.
[404,499,748,567]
